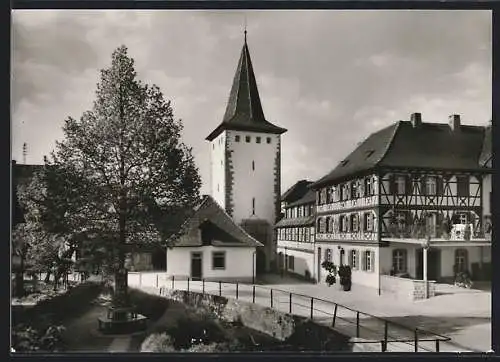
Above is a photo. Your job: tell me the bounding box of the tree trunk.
[112,208,129,308]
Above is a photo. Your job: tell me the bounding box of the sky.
[12,10,492,195]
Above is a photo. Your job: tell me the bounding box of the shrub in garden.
[12,324,66,352]
[321,261,337,286]
[338,265,352,291]
[140,333,176,352]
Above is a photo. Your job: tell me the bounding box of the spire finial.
[244,15,247,43]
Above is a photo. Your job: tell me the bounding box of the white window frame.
[392,249,407,273]
[426,176,437,195]
[212,251,226,270]
[350,250,358,270]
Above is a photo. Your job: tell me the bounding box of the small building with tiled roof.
[154,195,263,283]
[309,113,492,298]
[205,32,287,274]
[274,180,317,280]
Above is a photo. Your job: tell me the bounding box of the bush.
[338,265,352,291]
[140,333,176,352]
[12,324,66,352]
[321,261,338,286]
[185,342,229,353]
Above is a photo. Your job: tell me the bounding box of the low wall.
[380,275,436,300]
[134,286,352,351]
[128,272,254,287]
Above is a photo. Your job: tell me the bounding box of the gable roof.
[312,118,488,188]
[287,189,316,207]
[281,180,313,203]
[206,39,287,141]
[479,123,492,167]
[174,195,263,247]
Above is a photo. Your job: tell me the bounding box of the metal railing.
[130,274,452,353]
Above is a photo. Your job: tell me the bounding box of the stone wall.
[134,286,352,351]
[380,275,436,300]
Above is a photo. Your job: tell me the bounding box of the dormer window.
[365,150,375,158]
[266,137,272,144]
[341,160,349,167]
[235,135,240,142]
[256,137,261,144]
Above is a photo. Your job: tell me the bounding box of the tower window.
[235,135,240,142]
[246,136,251,143]
[252,197,255,215]
[256,137,261,143]
[266,137,272,144]
[252,161,255,171]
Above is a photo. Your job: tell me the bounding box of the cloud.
[11,10,491,195]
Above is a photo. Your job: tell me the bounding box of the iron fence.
[130,274,452,353]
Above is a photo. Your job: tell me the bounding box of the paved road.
[133,279,471,353]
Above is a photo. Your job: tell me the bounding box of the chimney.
[449,114,461,131]
[410,112,422,128]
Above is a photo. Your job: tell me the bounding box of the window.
[340,215,349,232]
[455,249,468,273]
[426,176,437,195]
[252,161,255,171]
[266,137,272,144]
[364,212,374,232]
[396,176,406,195]
[457,176,469,197]
[363,250,373,272]
[325,248,332,262]
[212,252,226,270]
[252,197,255,215]
[350,250,358,270]
[256,136,261,144]
[288,255,295,270]
[392,249,407,273]
[340,249,345,266]
[246,136,251,143]
[235,135,240,142]
[351,182,358,199]
[351,214,359,232]
[305,228,310,242]
[365,177,373,196]
[457,213,468,225]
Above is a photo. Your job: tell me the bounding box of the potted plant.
[338,265,352,291]
[321,261,337,287]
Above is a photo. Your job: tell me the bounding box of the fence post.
[187,277,190,292]
[236,282,239,299]
[219,281,222,296]
[270,289,273,308]
[414,329,418,352]
[332,304,338,327]
[172,275,175,289]
[381,340,387,352]
[384,320,388,348]
[252,285,256,303]
[356,311,360,338]
[289,293,292,314]
[202,279,205,294]
[310,298,314,319]
[435,339,440,352]
[156,274,159,288]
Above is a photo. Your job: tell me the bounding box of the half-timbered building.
[311,113,492,293]
[275,180,316,279]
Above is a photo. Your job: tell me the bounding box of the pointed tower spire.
[206,32,287,141]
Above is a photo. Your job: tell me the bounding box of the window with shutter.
[360,213,365,232]
[361,252,366,271]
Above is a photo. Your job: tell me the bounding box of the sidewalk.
[140,276,490,352]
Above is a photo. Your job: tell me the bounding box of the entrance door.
[191,252,203,280]
[317,247,322,283]
[416,248,441,281]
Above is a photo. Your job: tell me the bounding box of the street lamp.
[421,236,431,299]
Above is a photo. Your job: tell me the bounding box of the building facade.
[275,180,316,280]
[206,35,287,273]
[310,113,492,293]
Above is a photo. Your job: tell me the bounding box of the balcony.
[382,223,491,243]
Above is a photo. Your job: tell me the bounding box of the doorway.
[191,252,203,280]
[416,248,441,281]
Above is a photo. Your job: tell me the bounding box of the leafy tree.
[41,45,201,307]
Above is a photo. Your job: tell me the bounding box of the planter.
[341,282,351,292]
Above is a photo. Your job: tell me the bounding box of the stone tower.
[205,33,287,272]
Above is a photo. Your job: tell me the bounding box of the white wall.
[226,130,280,225]
[166,245,256,281]
[210,132,227,210]
[276,247,314,278]
[440,246,489,277]
[315,243,380,290]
